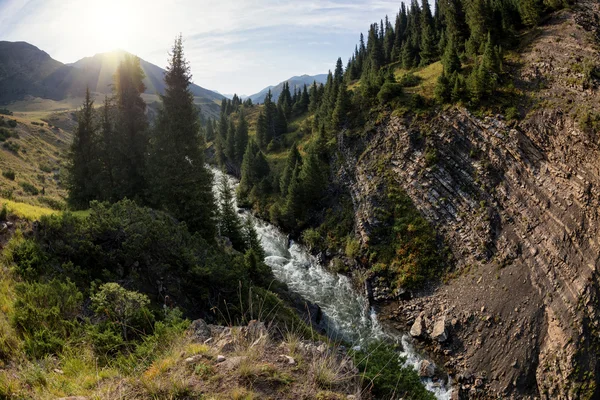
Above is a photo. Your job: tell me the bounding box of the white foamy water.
[211,167,453,399]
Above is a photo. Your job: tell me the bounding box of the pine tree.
[225,118,236,162]
[146,36,216,239]
[243,217,265,260]
[205,117,215,142]
[465,0,490,55]
[218,175,245,251]
[98,95,116,200]
[114,54,149,200]
[442,35,461,74]
[434,72,451,103]
[519,0,543,27]
[300,150,326,206]
[256,112,268,149]
[68,87,98,208]
[334,58,344,86]
[280,144,302,194]
[331,83,350,130]
[283,162,303,228]
[234,110,249,164]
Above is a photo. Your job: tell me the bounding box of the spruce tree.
[300,150,326,206]
[99,95,116,200]
[114,54,149,200]
[519,0,542,27]
[146,36,216,239]
[331,83,350,130]
[225,118,236,162]
[68,87,98,208]
[442,36,462,74]
[234,110,249,164]
[217,175,245,251]
[243,217,265,260]
[280,144,302,194]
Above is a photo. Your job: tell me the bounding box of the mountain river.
[211,167,452,399]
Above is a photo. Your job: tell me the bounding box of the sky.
[0,0,412,96]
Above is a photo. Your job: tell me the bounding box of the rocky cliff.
[339,2,600,398]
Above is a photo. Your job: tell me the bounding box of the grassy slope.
[0,111,73,212]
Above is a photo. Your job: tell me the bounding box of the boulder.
[410,315,426,338]
[431,316,448,342]
[184,355,204,365]
[419,360,436,378]
[246,320,267,340]
[189,319,211,342]
[216,355,226,363]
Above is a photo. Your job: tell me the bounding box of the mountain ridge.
[0,41,224,108]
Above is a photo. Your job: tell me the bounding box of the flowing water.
[211,168,452,399]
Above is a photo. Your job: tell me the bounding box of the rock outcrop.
[337,2,600,398]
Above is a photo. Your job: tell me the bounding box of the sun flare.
[86,0,141,52]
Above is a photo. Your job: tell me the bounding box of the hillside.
[249,74,328,104]
[0,42,223,119]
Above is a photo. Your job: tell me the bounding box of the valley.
[1,0,600,399]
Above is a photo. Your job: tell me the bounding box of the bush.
[7,120,17,128]
[351,341,435,400]
[345,237,361,258]
[505,106,519,121]
[39,163,53,173]
[12,279,82,358]
[0,109,13,116]
[2,141,20,153]
[91,283,153,342]
[377,83,404,104]
[6,238,48,281]
[2,170,15,180]
[0,205,7,221]
[19,182,39,196]
[38,197,65,211]
[0,128,10,142]
[398,73,422,87]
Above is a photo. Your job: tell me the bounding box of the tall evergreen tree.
[280,144,302,195]
[146,36,216,239]
[331,83,351,130]
[234,110,249,164]
[68,87,98,208]
[114,54,149,200]
[217,175,245,251]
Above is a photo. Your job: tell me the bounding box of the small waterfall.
[211,167,453,399]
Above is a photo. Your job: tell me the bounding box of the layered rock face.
[340,2,600,398]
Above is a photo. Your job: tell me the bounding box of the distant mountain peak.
[248,74,328,104]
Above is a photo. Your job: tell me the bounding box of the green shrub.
[39,163,53,173]
[377,83,404,104]
[351,341,435,400]
[302,228,322,250]
[19,182,39,196]
[398,73,422,87]
[0,128,10,142]
[12,279,82,358]
[91,283,154,343]
[7,120,17,128]
[0,205,7,221]
[2,170,15,180]
[505,106,519,120]
[7,238,48,281]
[2,141,20,153]
[0,109,13,116]
[345,237,361,259]
[38,196,65,211]
[424,148,438,167]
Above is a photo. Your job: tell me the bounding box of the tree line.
[68,36,260,250]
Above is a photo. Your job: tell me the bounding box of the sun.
[86,0,141,52]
